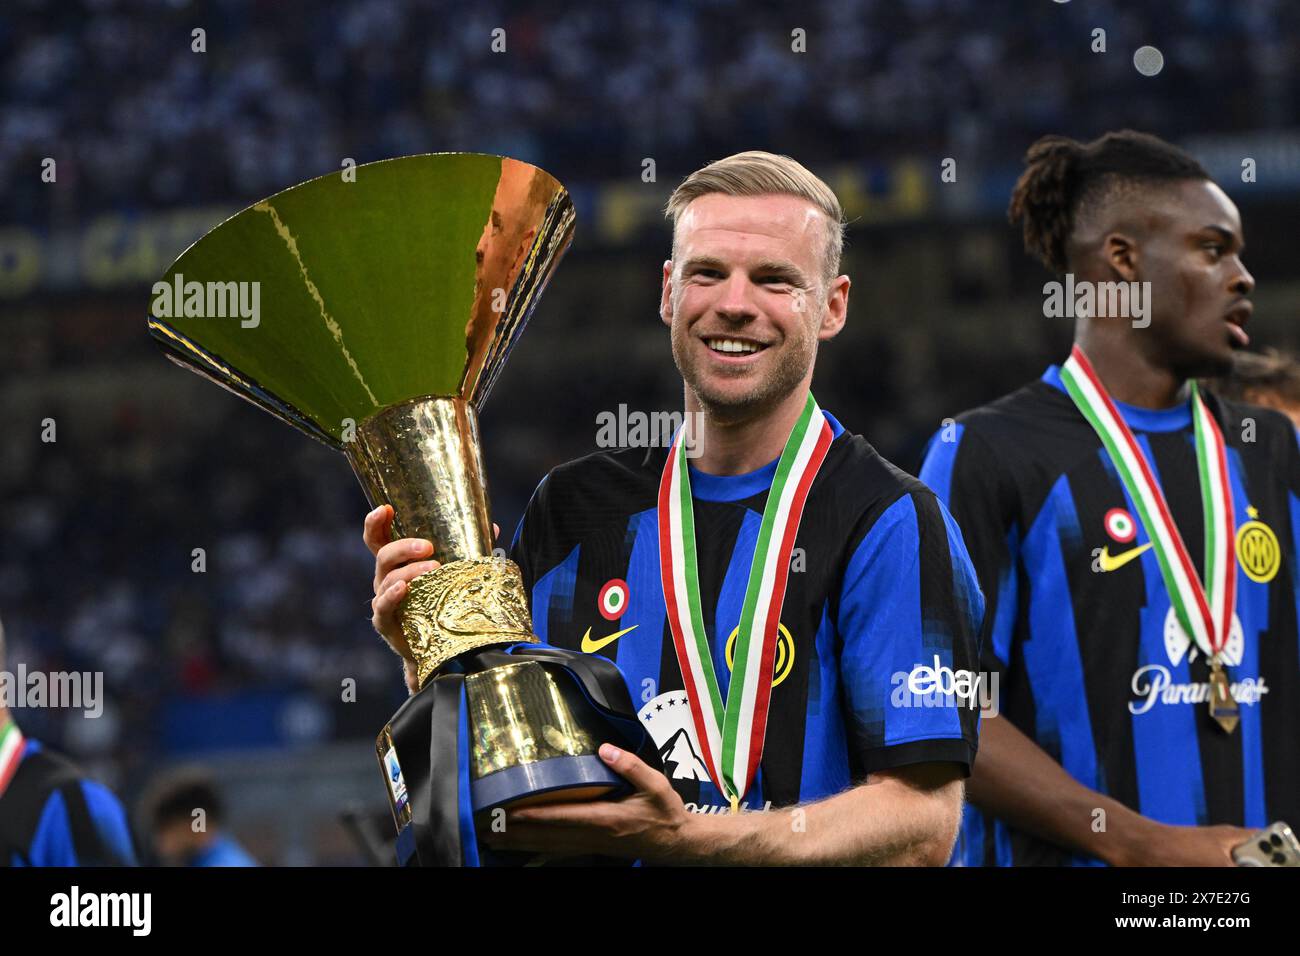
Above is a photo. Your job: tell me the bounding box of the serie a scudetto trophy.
[149,154,654,866]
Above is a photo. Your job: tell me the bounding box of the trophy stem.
[347,396,494,565]
[348,396,536,684]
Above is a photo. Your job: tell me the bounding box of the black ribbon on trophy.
[389,644,659,867]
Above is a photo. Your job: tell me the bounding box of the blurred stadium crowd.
[2,0,1299,861]
[3,0,1298,225]
[0,332,400,765]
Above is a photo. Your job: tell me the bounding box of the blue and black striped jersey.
[921,366,1300,866]
[0,739,137,867]
[511,412,984,814]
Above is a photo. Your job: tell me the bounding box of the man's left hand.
[482,743,696,862]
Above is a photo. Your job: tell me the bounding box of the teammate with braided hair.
[921,130,1300,866]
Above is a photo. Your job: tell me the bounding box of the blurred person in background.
[1210,348,1300,430]
[142,767,259,866]
[0,617,138,866]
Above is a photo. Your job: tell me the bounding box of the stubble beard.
[671,318,817,423]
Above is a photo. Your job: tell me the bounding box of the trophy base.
[471,753,625,814]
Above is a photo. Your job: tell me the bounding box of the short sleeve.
[836,489,984,777]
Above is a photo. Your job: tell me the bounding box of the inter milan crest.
[1236,506,1281,584]
[725,623,796,688]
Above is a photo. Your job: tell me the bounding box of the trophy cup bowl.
[148,154,633,848]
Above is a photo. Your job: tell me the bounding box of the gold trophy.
[149,154,649,864]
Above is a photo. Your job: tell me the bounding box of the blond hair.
[664,151,846,291]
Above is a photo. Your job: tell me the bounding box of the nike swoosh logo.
[1098,542,1152,572]
[580,624,639,654]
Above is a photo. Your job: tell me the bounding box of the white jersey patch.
[638,691,710,782]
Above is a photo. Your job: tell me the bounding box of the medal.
[1061,346,1239,732]
[1208,659,1239,733]
[658,393,834,804]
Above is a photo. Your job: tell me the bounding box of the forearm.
[967,714,1155,865]
[672,766,963,866]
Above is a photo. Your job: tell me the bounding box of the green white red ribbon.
[1061,345,1236,661]
[0,719,26,799]
[658,393,833,804]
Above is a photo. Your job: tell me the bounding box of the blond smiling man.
[366,152,985,865]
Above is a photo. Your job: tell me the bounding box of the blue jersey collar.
[688,410,844,502]
[1042,365,1192,433]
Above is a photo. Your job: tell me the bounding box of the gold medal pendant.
[1209,657,1239,734]
[729,793,741,815]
